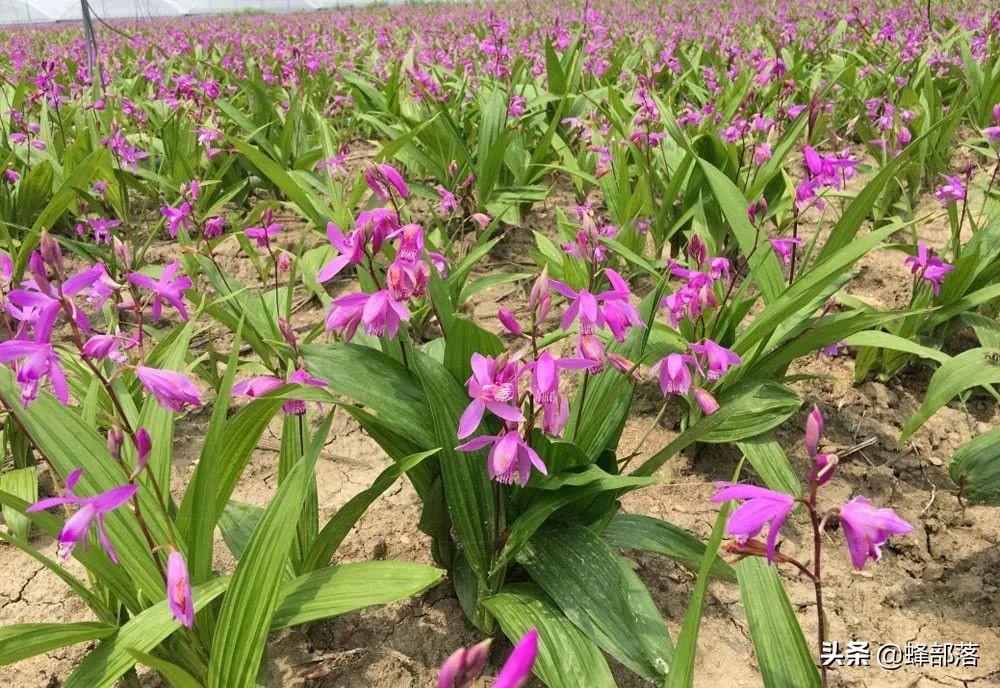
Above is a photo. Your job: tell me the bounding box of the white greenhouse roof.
[0,0,391,25]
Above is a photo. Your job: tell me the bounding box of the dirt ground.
[1,163,998,687]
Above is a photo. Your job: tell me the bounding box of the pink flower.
[904,242,954,295]
[495,628,539,688]
[507,96,526,118]
[161,202,192,239]
[167,549,194,628]
[498,308,523,335]
[526,352,592,436]
[355,208,399,251]
[458,354,524,439]
[838,496,913,569]
[203,216,225,239]
[457,430,547,487]
[690,339,741,380]
[934,175,966,207]
[364,163,409,201]
[317,222,365,283]
[325,290,410,341]
[437,187,458,214]
[692,387,719,414]
[127,261,192,322]
[27,469,137,563]
[648,353,698,395]
[245,220,281,247]
[0,339,69,406]
[769,237,804,265]
[439,638,492,688]
[711,483,795,563]
[136,366,203,413]
[549,269,636,337]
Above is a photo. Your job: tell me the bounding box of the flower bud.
[113,237,133,269]
[692,387,720,414]
[278,317,298,348]
[39,230,64,278]
[438,638,491,688]
[498,308,523,335]
[107,426,124,460]
[132,428,152,478]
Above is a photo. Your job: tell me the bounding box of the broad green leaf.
[698,158,784,303]
[126,650,202,688]
[63,576,229,688]
[701,382,801,443]
[270,561,444,629]
[219,500,296,581]
[443,314,505,382]
[603,514,735,582]
[413,351,496,585]
[843,331,951,364]
[518,524,673,681]
[736,558,821,688]
[735,433,802,496]
[301,448,439,572]
[950,427,1000,505]
[0,622,115,666]
[0,369,164,610]
[207,414,330,688]
[484,583,616,688]
[229,137,327,227]
[0,466,36,540]
[302,343,434,448]
[901,348,1000,440]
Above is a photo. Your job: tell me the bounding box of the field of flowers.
[0,1,998,686]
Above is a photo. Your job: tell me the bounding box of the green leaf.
[126,650,203,688]
[736,558,821,688]
[818,108,964,261]
[207,414,330,688]
[735,433,802,495]
[413,351,496,585]
[0,466,37,541]
[518,524,673,681]
[701,382,801,443]
[843,331,951,364]
[603,514,735,582]
[63,576,229,688]
[698,159,784,303]
[219,500,296,581]
[666,499,734,688]
[229,137,327,227]
[901,348,1000,440]
[302,343,434,448]
[443,314,505,382]
[0,369,164,610]
[950,427,1000,505]
[301,448,439,572]
[735,223,898,356]
[270,561,444,629]
[0,622,115,666]
[484,583,616,688]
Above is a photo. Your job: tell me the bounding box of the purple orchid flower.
[0,339,69,407]
[167,548,194,628]
[27,468,137,563]
[526,352,593,436]
[838,496,913,570]
[317,222,365,283]
[325,290,410,341]
[127,261,192,322]
[769,237,804,265]
[934,175,966,207]
[136,366,203,413]
[495,628,539,688]
[903,242,954,295]
[458,353,524,439]
[457,430,547,487]
[161,202,192,239]
[355,208,399,252]
[711,482,795,563]
[648,352,699,395]
[439,638,492,688]
[364,163,409,201]
[689,339,742,380]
